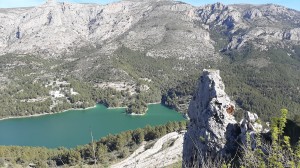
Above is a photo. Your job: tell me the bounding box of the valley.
[0,0,300,167]
[0,0,300,122]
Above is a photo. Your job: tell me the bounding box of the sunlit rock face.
[182,69,239,167]
[182,69,266,167]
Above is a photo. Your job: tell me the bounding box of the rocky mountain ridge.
[0,0,150,56]
[1,0,300,59]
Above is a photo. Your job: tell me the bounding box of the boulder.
[239,111,263,149]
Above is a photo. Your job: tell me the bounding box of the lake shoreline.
[107,106,127,109]
[147,102,161,105]
[128,107,149,116]
[123,102,161,116]
[0,105,97,121]
[107,102,161,110]
[0,102,162,121]
[0,103,184,148]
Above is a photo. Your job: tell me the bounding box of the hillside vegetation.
[0,1,300,121]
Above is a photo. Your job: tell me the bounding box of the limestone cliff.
[182,69,239,167]
[1,1,300,58]
[182,69,266,167]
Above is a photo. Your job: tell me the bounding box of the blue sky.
[0,0,299,11]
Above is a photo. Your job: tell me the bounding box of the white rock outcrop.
[244,9,262,19]
[182,69,266,167]
[288,28,300,41]
[182,69,239,167]
[239,111,263,149]
[111,132,184,168]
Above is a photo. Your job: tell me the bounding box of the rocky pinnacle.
[182,69,240,167]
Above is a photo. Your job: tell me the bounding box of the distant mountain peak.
[45,0,58,6]
[46,0,56,3]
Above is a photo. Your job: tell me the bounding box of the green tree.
[67,150,81,166]
[96,144,108,164]
[133,128,145,144]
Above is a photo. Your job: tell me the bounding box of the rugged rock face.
[1,1,300,58]
[239,111,264,149]
[0,0,217,60]
[182,69,240,167]
[194,3,300,51]
[182,69,265,167]
[0,0,150,56]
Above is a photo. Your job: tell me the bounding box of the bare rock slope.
[2,0,300,60]
[0,0,217,61]
[0,0,149,56]
[111,132,184,168]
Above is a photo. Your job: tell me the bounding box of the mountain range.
[1,0,300,56]
[0,0,300,120]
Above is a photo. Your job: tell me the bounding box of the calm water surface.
[0,104,184,148]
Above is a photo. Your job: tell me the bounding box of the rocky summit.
[182,69,264,167]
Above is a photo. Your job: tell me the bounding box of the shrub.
[239,109,300,168]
